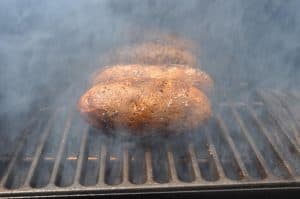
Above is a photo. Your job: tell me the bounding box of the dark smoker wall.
[0,0,300,147]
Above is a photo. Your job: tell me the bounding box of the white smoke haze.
[0,0,300,174]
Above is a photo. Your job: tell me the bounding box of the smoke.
[1,0,299,113]
[0,0,300,185]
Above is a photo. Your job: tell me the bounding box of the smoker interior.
[0,89,299,198]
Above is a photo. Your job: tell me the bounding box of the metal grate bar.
[97,144,107,185]
[231,107,272,178]
[290,90,300,105]
[204,127,226,179]
[290,90,300,98]
[1,89,300,197]
[187,144,202,180]
[122,148,129,183]
[215,114,249,179]
[49,112,73,185]
[272,90,300,125]
[256,90,300,149]
[0,113,41,187]
[167,150,179,182]
[0,119,36,187]
[261,97,300,153]
[73,126,89,185]
[270,90,300,143]
[145,151,154,183]
[246,106,296,177]
[23,112,57,187]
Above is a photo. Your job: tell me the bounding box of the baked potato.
[91,64,213,93]
[78,78,211,135]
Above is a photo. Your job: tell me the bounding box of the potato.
[91,64,213,93]
[78,79,211,135]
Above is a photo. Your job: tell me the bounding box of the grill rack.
[0,89,299,198]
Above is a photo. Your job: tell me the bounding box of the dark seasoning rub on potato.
[91,64,213,93]
[78,38,213,136]
[78,77,211,135]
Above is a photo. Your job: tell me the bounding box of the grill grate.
[0,90,299,197]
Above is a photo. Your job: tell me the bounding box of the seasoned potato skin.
[91,64,213,93]
[78,79,211,135]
